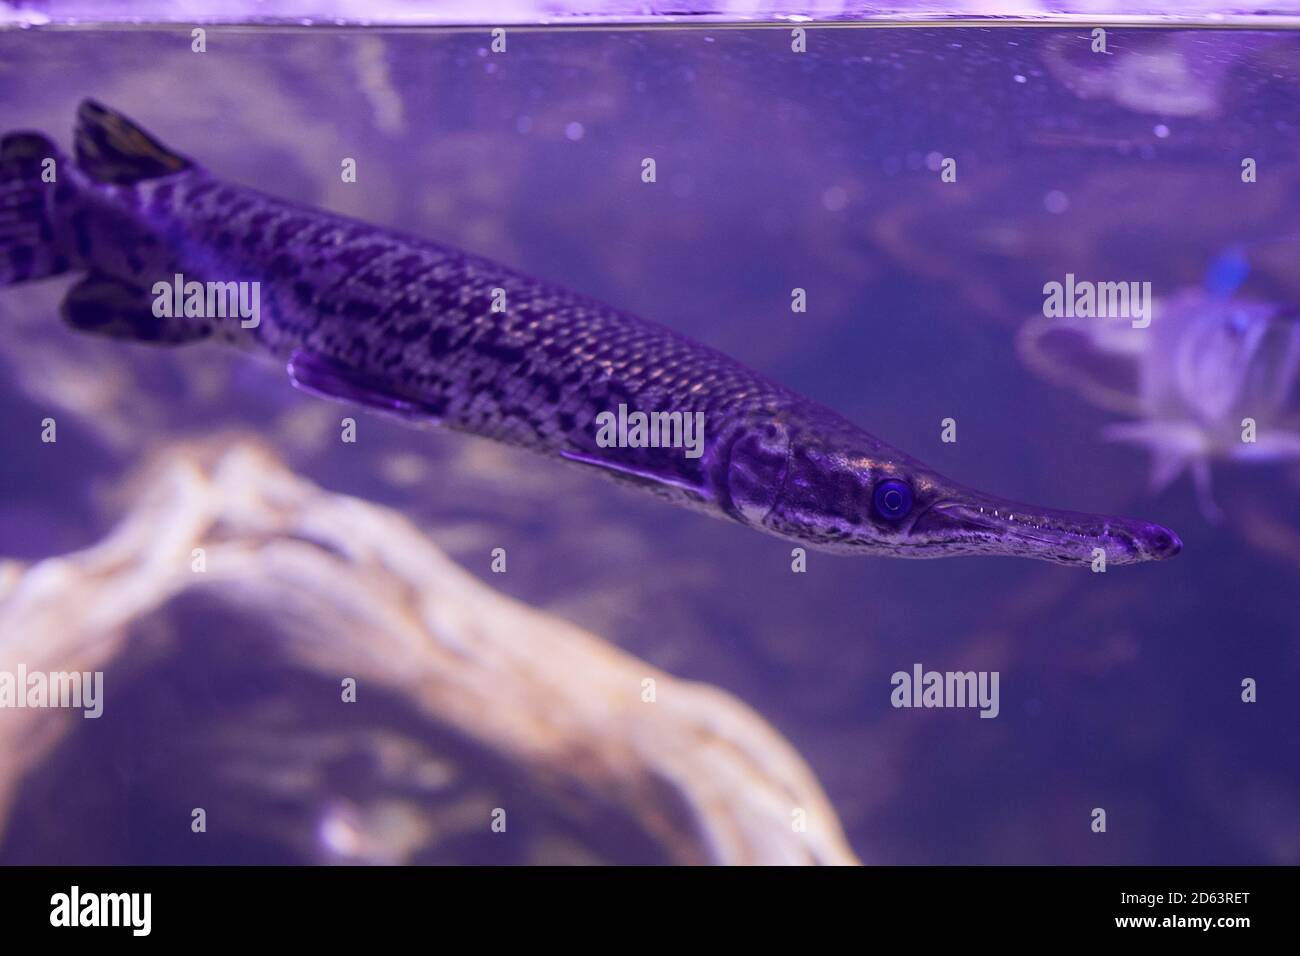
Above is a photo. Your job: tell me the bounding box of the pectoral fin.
[559,448,704,495]
[287,349,446,424]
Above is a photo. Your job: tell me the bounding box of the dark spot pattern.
[46,164,1177,566]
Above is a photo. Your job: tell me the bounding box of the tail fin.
[74,99,193,185]
[0,131,74,286]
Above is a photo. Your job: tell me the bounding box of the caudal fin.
[0,131,74,286]
[74,99,193,184]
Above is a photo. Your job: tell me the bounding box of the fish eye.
[873,478,913,521]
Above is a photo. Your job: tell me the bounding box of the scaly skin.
[9,101,1183,567]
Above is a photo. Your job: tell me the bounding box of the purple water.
[0,21,1297,864]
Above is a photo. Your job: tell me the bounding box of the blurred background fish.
[1017,244,1300,521]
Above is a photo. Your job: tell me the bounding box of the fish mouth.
[909,496,1183,566]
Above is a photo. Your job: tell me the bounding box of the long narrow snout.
[908,488,1182,567]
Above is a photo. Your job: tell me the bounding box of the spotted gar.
[0,101,1182,566]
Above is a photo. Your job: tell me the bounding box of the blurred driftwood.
[0,441,856,865]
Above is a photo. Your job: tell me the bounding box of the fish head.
[898,476,1184,566]
[729,411,1182,566]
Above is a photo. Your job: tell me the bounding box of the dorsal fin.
[74,99,193,185]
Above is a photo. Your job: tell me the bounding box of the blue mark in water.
[1203,243,1250,298]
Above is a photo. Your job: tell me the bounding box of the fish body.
[0,101,1182,566]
